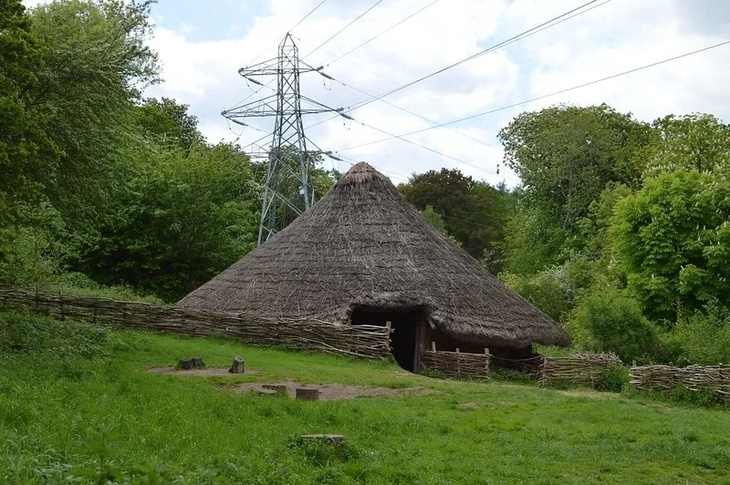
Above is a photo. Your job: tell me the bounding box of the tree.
[647,113,730,175]
[26,0,159,233]
[0,0,55,223]
[137,97,204,151]
[569,288,660,364]
[398,168,511,268]
[76,142,260,301]
[498,104,653,273]
[0,0,66,288]
[610,169,730,322]
[420,205,448,236]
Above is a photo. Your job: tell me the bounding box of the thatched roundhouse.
[179,162,569,372]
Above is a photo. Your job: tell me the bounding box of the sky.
[22,0,730,186]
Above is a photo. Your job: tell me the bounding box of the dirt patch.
[235,381,435,401]
[147,366,259,376]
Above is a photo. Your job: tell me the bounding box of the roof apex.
[339,162,388,186]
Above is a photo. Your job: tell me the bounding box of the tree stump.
[178,357,205,370]
[295,388,320,401]
[297,434,346,445]
[228,356,245,374]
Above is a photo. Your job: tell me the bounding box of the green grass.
[1,311,730,484]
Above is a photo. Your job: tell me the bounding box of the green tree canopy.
[647,113,730,175]
[76,142,260,301]
[27,0,159,231]
[611,169,730,323]
[0,0,54,222]
[398,168,511,269]
[137,97,204,151]
[498,104,654,274]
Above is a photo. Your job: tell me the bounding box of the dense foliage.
[398,169,514,272]
[498,104,730,365]
[0,0,336,301]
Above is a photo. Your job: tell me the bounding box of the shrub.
[489,367,536,384]
[502,267,573,322]
[594,364,630,392]
[569,289,660,364]
[662,305,730,366]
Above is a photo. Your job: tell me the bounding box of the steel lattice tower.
[222,33,344,245]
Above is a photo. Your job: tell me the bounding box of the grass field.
[1,311,729,484]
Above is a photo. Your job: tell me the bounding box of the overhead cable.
[335,38,730,153]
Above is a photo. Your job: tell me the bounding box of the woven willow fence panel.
[0,288,391,359]
[539,353,622,386]
[421,350,490,378]
[630,365,730,402]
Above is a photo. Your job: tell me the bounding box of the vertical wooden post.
[431,341,436,352]
[384,321,392,357]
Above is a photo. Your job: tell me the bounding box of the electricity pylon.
[222,33,346,245]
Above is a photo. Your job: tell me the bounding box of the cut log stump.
[295,388,320,401]
[229,356,245,374]
[178,357,204,370]
[297,434,347,446]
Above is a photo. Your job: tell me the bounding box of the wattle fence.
[539,353,622,387]
[0,287,391,360]
[421,349,490,379]
[629,364,730,402]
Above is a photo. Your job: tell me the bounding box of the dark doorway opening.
[351,306,426,373]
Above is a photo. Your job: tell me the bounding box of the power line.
[300,0,611,152]
[335,38,730,153]
[225,1,329,114]
[345,0,605,112]
[302,0,386,59]
[307,68,498,151]
[326,0,441,66]
[235,1,612,181]
[230,65,499,176]
[290,0,328,32]
[342,113,499,175]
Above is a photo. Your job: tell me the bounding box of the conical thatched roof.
[179,162,570,348]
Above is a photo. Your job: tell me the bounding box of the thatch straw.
[179,162,570,349]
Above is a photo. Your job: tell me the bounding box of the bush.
[662,305,730,366]
[569,289,660,364]
[594,364,630,392]
[489,367,536,384]
[502,267,573,322]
